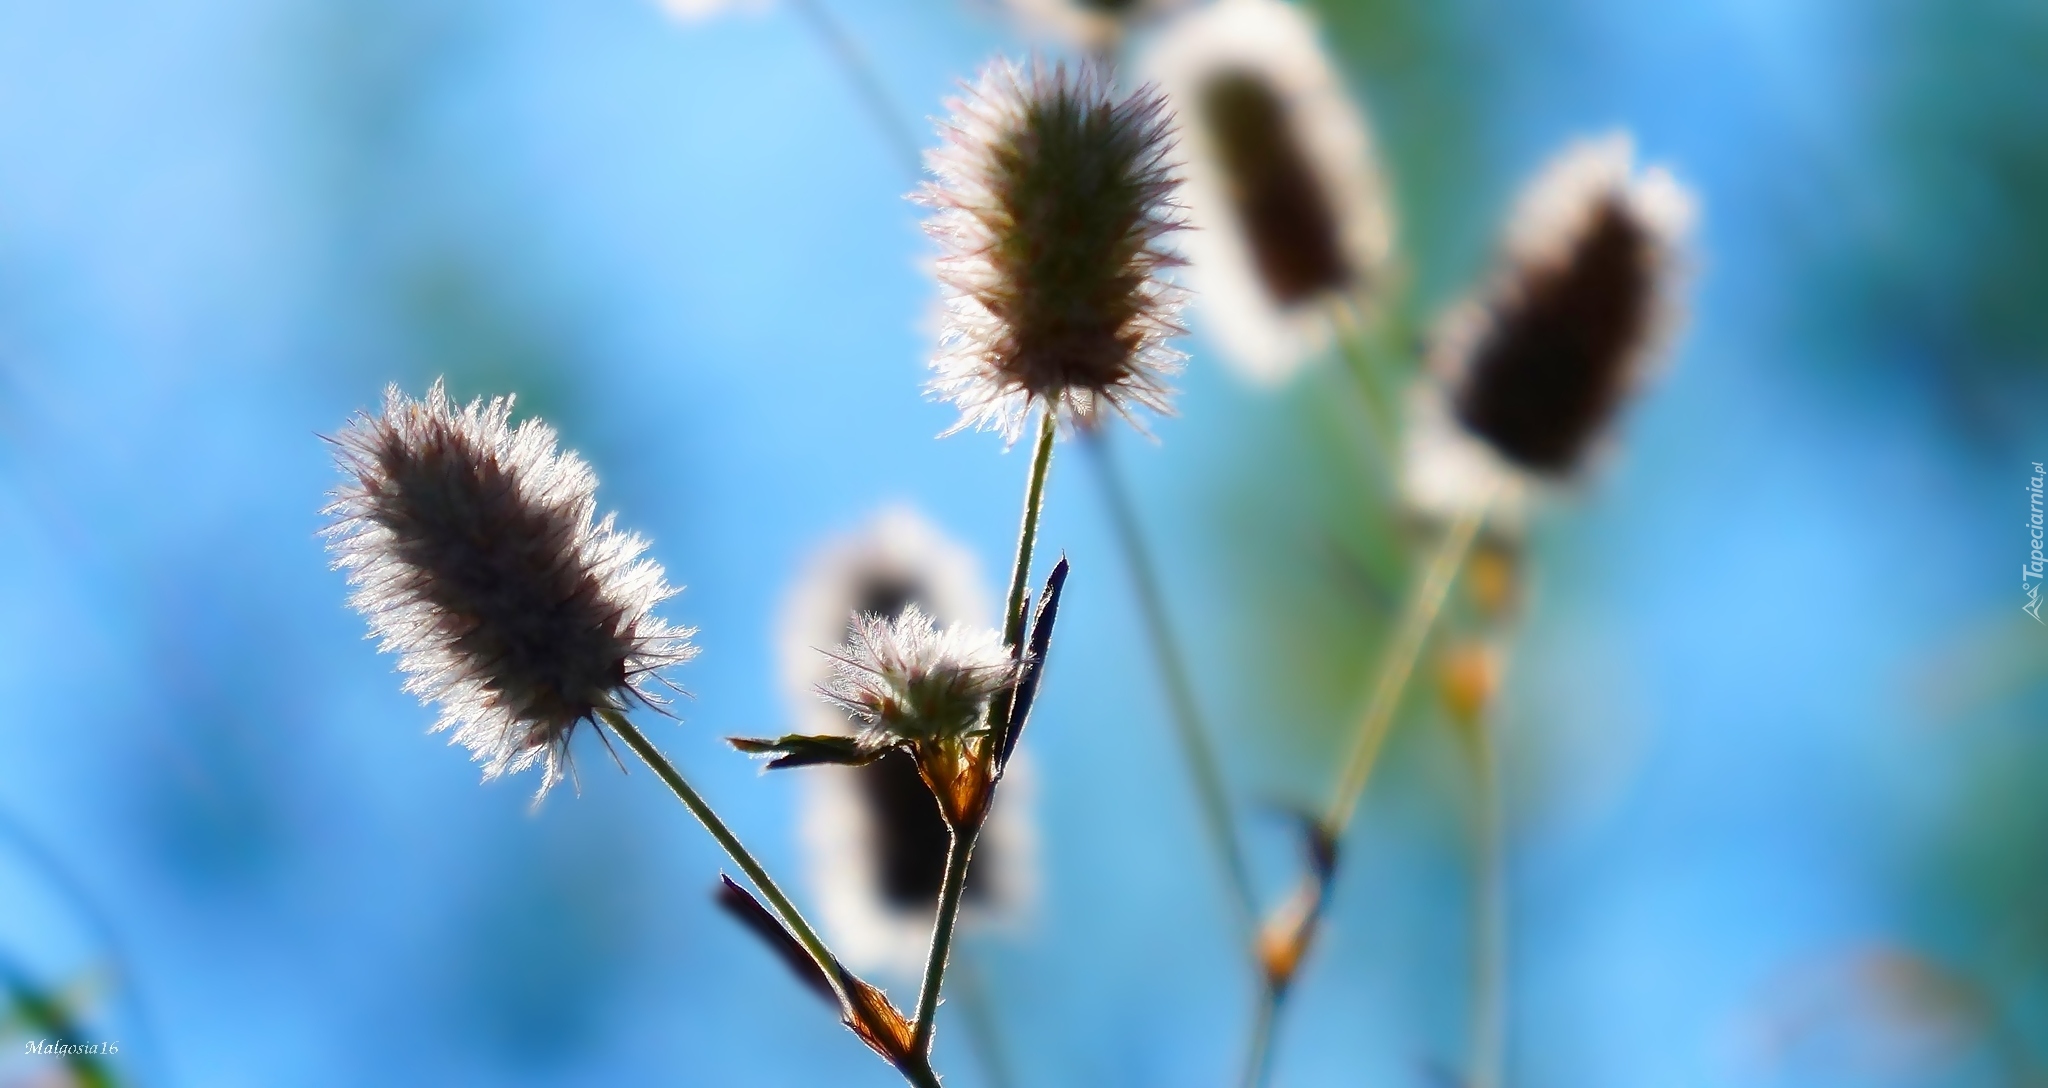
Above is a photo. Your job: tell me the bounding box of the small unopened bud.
[1148,0,1394,382]
[1465,538,1522,621]
[920,57,1188,438]
[1439,133,1695,476]
[1437,640,1503,733]
[322,382,695,797]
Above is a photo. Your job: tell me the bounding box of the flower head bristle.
[323,381,695,797]
[1440,133,1695,476]
[821,605,1017,747]
[919,56,1189,439]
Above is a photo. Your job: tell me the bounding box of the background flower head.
[1436,132,1696,478]
[1146,0,1394,383]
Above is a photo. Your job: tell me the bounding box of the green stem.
[911,821,981,1057]
[785,0,923,179]
[1325,493,1490,834]
[899,1056,943,1088]
[1469,714,1506,1088]
[907,403,1057,1062]
[953,952,1019,1088]
[598,707,847,1010]
[1003,407,1058,654]
[1328,298,1397,464]
[1083,432,1260,936]
[1241,984,1283,1088]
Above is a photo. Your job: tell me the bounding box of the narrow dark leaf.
[1302,816,1340,883]
[728,733,884,769]
[999,555,1069,768]
[713,874,838,1004]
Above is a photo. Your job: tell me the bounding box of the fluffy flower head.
[822,605,1017,746]
[323,381,694,796]
[1438,133,1695,476]
[919,57,1189,439]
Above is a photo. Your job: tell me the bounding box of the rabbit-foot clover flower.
[1404,134,1694,526]
[919,57,1189,439]
[824,606,1017,749]
[1147,0,1395,383]
[1438,132,1695,477]
[323,381,695,797]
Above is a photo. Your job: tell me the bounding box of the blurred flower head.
[1435,132,1695,477]
[322,381,694,797]
[1147,0,1394,383]
[919,56,1188,439]
[779,509,1034,973]
[1405,134,1692,526]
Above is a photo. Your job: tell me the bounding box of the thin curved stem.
[1324,495,1490,833]
[953,952,1019,1088]
[1327,298,1397,465]
[0,805,164,1086]
[1083,431,1260,937]
[910,404,1057,1061]
[598,708,847,1010]
[1002,408,1058,654]
[786,0,924,180]
[911,824,980,1056]
[1469,713,1506,1088]
[1241,984,1283,1088]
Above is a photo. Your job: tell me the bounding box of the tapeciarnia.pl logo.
[2026,461,2045,624]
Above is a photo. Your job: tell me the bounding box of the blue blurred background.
[1,0,2044,1085]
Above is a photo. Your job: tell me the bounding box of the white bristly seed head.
[919,57,1189,440]
[820,605,1016,747]
[323,381,695,798]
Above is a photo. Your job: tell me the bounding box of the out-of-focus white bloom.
[1404,134,1695,530]
[1399,379,1531,533]
[1002,0,1191,52]
[919,57,1188,439]
[653,0,768,22]
[779,508,1034,974]
[1434,132,1695,478]
[323,381,694,798]
[1146,0,1393,384]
